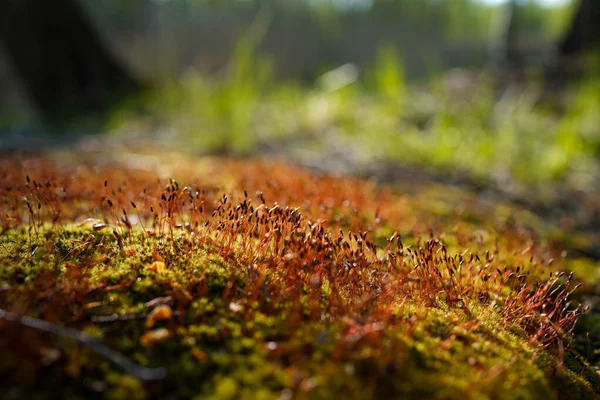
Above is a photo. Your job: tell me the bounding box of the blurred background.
[54,0,572,80]
[1,0,599,193]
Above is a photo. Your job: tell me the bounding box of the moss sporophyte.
[0,153,598,399]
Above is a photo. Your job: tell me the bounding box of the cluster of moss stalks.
[0,153,599,399]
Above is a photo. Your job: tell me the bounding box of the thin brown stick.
[0,308,166,382]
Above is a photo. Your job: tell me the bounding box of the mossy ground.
[1,151,599,399]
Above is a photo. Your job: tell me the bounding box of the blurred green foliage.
[5,0,594,192]
[111,33,600,191]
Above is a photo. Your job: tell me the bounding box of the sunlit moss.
[0,153,599,399]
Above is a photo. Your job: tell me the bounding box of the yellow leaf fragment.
[149,261,167,274]
[140,328,172,346]
[146,305,173,329]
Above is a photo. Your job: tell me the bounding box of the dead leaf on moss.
[149,261,167,274]
[146,305,173,329]
[140,328,172,346]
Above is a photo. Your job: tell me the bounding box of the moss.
[0,154,598,399]
[105,373,147,400]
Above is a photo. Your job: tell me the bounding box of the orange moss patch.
[0,152,597,399]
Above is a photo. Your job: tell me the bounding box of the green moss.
[0,224,595,399]
[106,373,147,400]
[1,153,599,400]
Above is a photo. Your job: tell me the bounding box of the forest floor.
[1,140,600,399]
[3,67,600,399]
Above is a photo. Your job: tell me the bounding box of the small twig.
[91,310,180,323]
[0,308,166,382]
[91,313,148,323]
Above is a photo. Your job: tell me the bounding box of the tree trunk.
[559,0,600,56]
[490,0,520,66]
[0,0,140,127]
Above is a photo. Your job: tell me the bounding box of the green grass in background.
[111,41,600,192]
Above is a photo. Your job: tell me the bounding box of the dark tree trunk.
[0,0,140,127]
[490,0,520,66]
[559,0,600,56]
